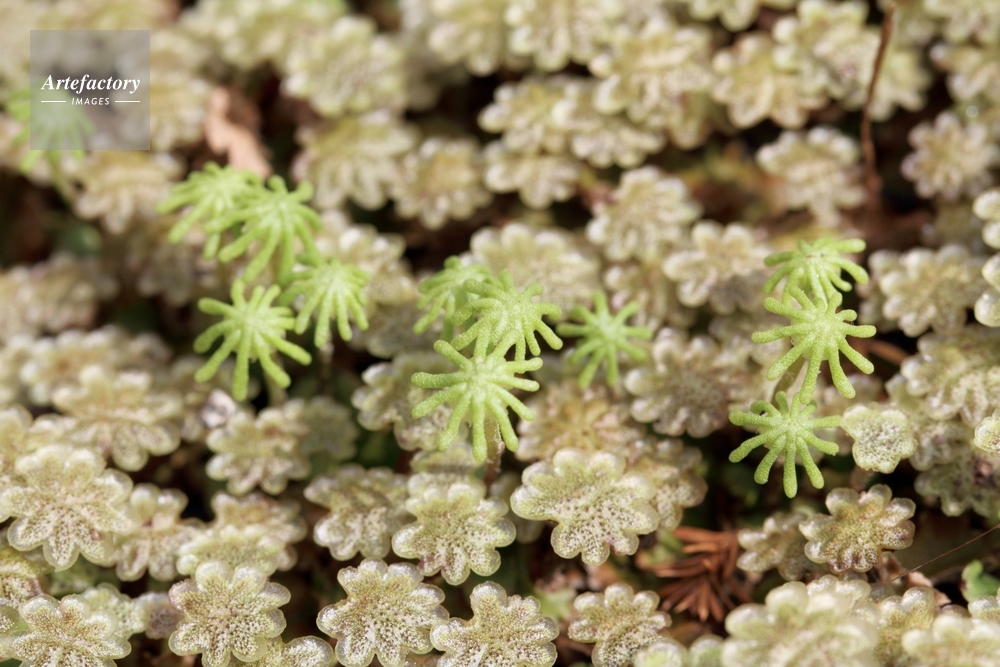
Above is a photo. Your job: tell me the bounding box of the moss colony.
[3,0,1000,665]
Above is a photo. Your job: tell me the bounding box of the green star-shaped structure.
[450,270,562,360]
[752,287,876,399]
[214,176,322,282]
[194,279,312,401]
[279,256,370,346]
[413,257,495,338]
[763,237,869,300]
[158,162,262,252]
[557,291,652,388]
[729,391,841,497]
[411,340,542,461]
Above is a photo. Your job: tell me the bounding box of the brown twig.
[640,527,752,623]
[483,440,502,490]
[482,419,504,489]
[875,522,1000,589]
[264,352,288,406]
[318,340,334,395]
[204,87,272,178]
[866,339,909,365]
[854,338,909,366]
[861,3,896,223]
